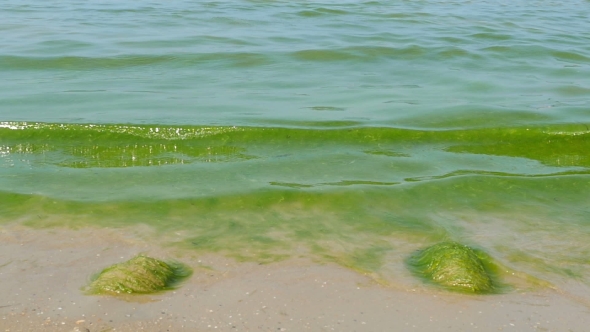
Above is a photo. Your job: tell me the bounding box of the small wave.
[0,55,175,70]
[0,52,274,70]
[0,122,242,140]
[469,32,512,41]
[555,85,590,97]
[2,122,589,169]
[306,106,346,112]
[291,45,425,62]
[296,7,350,17]
[270,180,398,189]
[480,44,580,63]
[551,50,590,64]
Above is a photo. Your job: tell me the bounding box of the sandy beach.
[0,224,588,332]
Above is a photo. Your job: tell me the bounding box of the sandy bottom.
[1,224,589,332]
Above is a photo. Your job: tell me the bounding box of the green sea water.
[1,0,590,294]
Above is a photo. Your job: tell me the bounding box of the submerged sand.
[0,225,589,332]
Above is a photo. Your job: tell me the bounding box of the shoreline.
[1,225,589,331]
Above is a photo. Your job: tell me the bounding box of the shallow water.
[1,0,589,294]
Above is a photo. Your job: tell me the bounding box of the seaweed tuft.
[406,242,496,294]
[85,254,192,296]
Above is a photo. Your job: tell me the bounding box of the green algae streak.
[85,255,192,296]
[407,242,495,293]
[1,121,590,290]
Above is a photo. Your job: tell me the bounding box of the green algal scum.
[85,255,192,295]
[407,242,495,293]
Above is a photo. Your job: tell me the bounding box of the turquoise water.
[1,1,590,293]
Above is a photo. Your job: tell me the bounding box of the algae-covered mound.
[85,255,192,295]
[407,242,494,293]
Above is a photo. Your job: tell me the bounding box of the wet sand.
[1,224,589,332]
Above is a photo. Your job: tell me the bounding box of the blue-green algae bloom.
[85,255,192,296]
[407,242,495,294]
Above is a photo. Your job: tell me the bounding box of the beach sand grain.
[1,225,589,332]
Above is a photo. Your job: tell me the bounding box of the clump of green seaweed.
[406,242,497,294]
[85,255,192,296]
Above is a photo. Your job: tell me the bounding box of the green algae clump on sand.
[85,255,192,296]
[407,242,494,293]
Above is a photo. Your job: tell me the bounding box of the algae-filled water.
[1,0,590,294]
